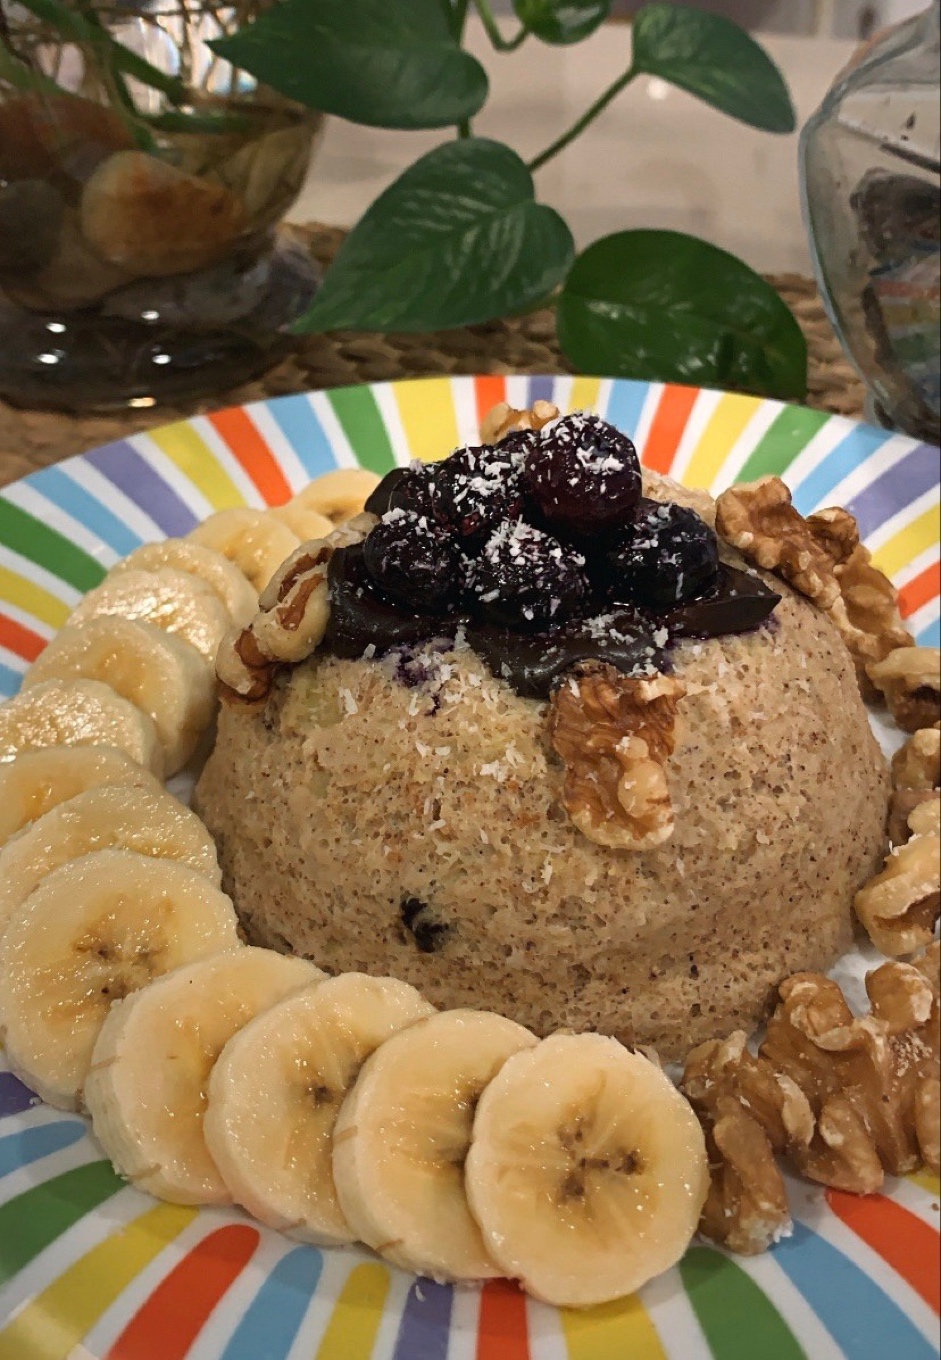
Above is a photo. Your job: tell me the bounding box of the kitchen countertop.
[292,24,858,275]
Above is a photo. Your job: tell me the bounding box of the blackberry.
[522,413,642,537]
[363,510,464,614]
[467,520,587,630]
[608,501,719,610]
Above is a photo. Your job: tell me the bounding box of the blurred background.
[494,0,927,39]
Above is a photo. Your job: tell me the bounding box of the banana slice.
[111,541,257,630]
[0,745,162,849]
[205,972,433,1243]
[188,509,300,593]
[332,1009,537,1281]
[0,848,240,1110]
[86,948,323,1205]
[465,1033,710,1308]
[68,569,230,667]
[291,469,381,525]
[0,679,164,777]
[22,618,214,776]
[270,504,335,543]
[0,783,220,935]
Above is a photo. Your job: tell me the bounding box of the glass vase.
[801,2,940,444]
[0,2,323,412]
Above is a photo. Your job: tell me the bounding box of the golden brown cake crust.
[196,571,889,1061]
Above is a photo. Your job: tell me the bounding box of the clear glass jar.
[0,3,323,412]
[801,3,940,443]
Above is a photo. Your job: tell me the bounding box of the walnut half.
[681,1032,813,1254]
[480,400,560,444]
[682,949,940,1253]
[715,477,844,610]
[868,647,941,733]
[217,517,376,703]
[714,478,916,691]
[889,724,940,846]
[548,664,686,850]
[854,832,941,957]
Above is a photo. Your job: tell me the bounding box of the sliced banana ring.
[69,568,231,668]
[204,972,434,1243]
[465,1033,710,1308]
[189,509,300,593]
[0,848,240,1111]
[112,540,258,630]
[270,503,335,543]
[22,617,215,777]
[0,782,221,935]
[291,468,381,525]
[0,678,164,778]
[86,947,323,1206]
[332,1008,537,1282]
[0,745,162,849]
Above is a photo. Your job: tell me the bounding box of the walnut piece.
[714,480,916,697]
[479,400,560,444]
[681,1032,812,1254]
[548,664,686,850]
[682,948,940,1253]
[868,647,941,733]
[217,517,376,702]
[854,832,941,956]
[759,956,940,1189]
[827,543,915,695]
[715,477,843,609]
[889,725,941,845]
[805,506,861,565]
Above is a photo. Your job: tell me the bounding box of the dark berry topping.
[467,520,587,630]
[363,510,464,614]
[664,564,781,638]
[434,444,526,546]
[385,465,443,521]
[364,468,410,518]
[400,897,452,953]
[325,545,436,657]
[607,501,719,611]
[523,413,642,536]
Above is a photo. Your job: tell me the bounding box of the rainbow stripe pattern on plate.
[0,376,938,1359]
[0,375,937,696]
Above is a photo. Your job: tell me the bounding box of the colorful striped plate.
[0,376,938,1360]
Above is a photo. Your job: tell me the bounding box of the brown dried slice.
[548,664,686,850]
[855,833,941,956]
[715,477,843,610]
[868,647,941,733]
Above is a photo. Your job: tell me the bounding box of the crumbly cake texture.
[196,476,890,1060]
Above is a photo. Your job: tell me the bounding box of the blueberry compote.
[324,417,781,699]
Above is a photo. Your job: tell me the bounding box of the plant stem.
[15,0,187,104]
[474,0,527,51]
[74,0,158,152]
[452,0,471,42]
[528,66,638,172]
[0,36,62,96]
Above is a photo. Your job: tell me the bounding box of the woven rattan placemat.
[0,224,866,489]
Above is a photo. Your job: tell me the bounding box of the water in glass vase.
[801,2,940,443]
[0,2,322,412]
